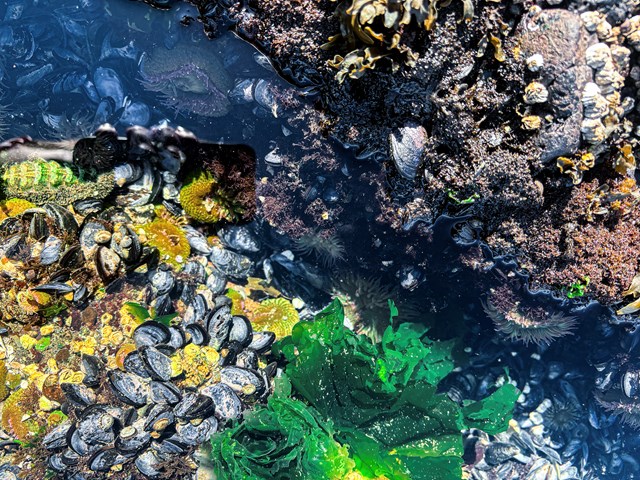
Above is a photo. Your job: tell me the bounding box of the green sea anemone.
[180,170,243,224]
[542,399,582,435]
[139,206,190,269]
[294,231,346,268]
[482,286,577,346]
[251,298,300,339]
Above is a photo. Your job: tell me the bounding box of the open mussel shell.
[133,321,171,348]
[107,370,149,407]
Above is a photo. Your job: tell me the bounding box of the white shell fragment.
[523,82,549,105]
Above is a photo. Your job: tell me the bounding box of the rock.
[517,9,593,162]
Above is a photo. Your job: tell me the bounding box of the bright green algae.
[211,300,519,480]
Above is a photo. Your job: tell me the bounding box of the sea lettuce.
[211,299,519,480]
[209,376,355,479]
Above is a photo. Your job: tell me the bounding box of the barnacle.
[294,231,346,268]
[324,0,474,81]
[179,170,243,224]
[138,206,190,270]
[0,198,35,222]
[483,286,577,346]
[1,158,114,205]
[251,298,300,339]
[171,343,221,388]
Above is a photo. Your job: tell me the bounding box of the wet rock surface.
[230,0,640,309]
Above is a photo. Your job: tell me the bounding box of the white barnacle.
[610,45,631,74]
[580,11,602,32]
[581,118,607,144]
[581,82,609,119]
[595,20,613,42]
[621,16,640,51]
[585,43,611,70]
[523,82,548,105]
[526,54,544,73]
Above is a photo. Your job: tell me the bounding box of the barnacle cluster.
[179,170,244,224]
[579,13,634,145]
[482,285,577,346]
[323,0,474,82]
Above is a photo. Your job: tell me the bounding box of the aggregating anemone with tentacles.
[483,285,578,346]
[293,230,346,268]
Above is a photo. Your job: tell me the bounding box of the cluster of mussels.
[43,293,276,479]
[0,122,285,479]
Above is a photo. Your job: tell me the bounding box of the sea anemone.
[140,43,232,118]
[251,298,300,339]
[180,170,244,224]
[542,399,582,435]
[138,206,190,270]
[596,393,640,428]
[482,286,577,346]
[294,231,346,267]
[0,198,35,222]
[331,272,396,342]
